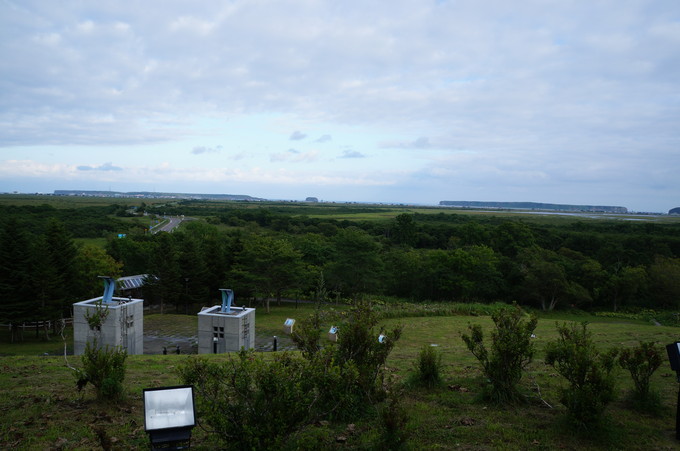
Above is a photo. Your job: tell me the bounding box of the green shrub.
[178,350,364,449]
[376,393,410,450]
[181,351,309,449]
[291,305,324,357]
[75,338,127,400]
[545,322,618,431]
[178,302,403,449]
[461,304,537,404]
[593,309,680,327]
[84,301,109,330]
[373,300,513,320]
[619,341,664,412]
[411,344,443,388]
[335,300,403,395]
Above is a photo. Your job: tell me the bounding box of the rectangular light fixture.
[144,385,195,431]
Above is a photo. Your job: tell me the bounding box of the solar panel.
[117,274,148,290]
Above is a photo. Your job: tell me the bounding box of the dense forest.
[2,200,680,340]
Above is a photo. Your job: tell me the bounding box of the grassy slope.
[2,306,679,449]
[384,315,680,449]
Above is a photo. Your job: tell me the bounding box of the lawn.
[1,305,679,449]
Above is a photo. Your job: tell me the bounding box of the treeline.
[2,204,680,341]
[0,204,148,237]
[108,210,680,313]
[0,218,121,341]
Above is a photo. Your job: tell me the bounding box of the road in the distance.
[152,216,183,234]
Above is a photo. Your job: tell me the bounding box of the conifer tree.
[43,219,79,319]
[177,233,210,313]
[145,233,182,313]
[0,219,36,341]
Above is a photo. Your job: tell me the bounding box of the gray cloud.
[339,150,366,159]
[271,148,300,162]
[192,145,223,154]
[314,134,332,143]
[271,148,318,162]
[77,162,123,171]
[3,2,678,154]
[229,152,248,161]
[0,1,678,210]
[381,137,432,149]
[289,131,307,141]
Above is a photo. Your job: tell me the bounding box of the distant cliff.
[439,201,628,214]
[670,207,680,215]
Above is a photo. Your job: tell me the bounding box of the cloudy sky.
[1,1,678,212]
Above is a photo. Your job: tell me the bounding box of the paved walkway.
[143,332,297,354]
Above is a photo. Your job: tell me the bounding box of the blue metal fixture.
[219,289,234,313]
[99,276,116,304]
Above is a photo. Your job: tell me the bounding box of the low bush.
[376,392,410,450]
[594,309,680,327]
[411,344,444,388]
[178,350,363,449]
[461,304,538,404]
[335,300,403,395]
[619,341,664,412]
[373,300,513,320]
[291,304,324,357]
[180,300,403,449]
[545,322,618,431]
[75,338,127,400]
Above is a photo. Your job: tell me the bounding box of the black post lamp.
[665,342,680,440]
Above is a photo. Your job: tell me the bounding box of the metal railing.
[1,318,73,330]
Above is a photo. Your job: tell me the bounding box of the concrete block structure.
[73,296,144,355]
[197,289,255,354]
[197,306,255,353]
[73,277,144,355]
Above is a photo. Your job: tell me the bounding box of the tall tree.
[647,256,680,309]
[390,213,417,247]
[74,244,123,299]
[178,222,226,300]
[0,219,36,342]
[202,233,228,302]
[145,233,182,313]
[516,247,589,311]
[229,235,303,312]
[326,227,383,298]
[458,221,490,247]
[43,219,79,319]
[177,233,210,313]
[492,221,535,257]
[384,248,423,300]
[106,235,153,274]
[558,247,606,305]
[421,249,458,301]
[605,265,647,311]
[459,245,504,301]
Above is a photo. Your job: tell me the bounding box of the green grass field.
[0,194,172,209]
[1,305,679,449]
[4,194,679,225]
[296,205,680,224]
